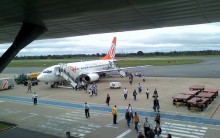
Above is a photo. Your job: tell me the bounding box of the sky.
[1,22,220,56]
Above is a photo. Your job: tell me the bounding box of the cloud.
[1,22,220,56]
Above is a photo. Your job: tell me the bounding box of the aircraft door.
[54,66,60,75]
[108,61,113,68]
[113,61,119,68]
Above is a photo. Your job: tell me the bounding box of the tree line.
[14,50,220,60]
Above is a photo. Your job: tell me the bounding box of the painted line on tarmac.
[20,113,38,120]
[211,101,220,119]
[105,124,118,128]
[1,96,220,126]
[115,129,132,138]
[118,116,125,122]
[202,99,216,116]
[208,127,220,130]
[40,98,195,116]
[105,116,124,128]
[43,90,72,98]
[2,99,112,117]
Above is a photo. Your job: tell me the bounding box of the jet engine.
[84,73,100,82]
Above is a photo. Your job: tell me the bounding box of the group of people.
[123,82,158,99]
[112,103,171,138]
[75,80,88,91]
[88,82,98,97]
[82,101,169,138]
[123,85,160,113]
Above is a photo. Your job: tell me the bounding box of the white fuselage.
[37,59,116,83]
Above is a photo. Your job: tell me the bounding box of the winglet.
[101,37,116,60]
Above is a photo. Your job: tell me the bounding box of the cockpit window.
[43,70,52,73]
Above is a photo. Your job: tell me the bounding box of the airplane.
[37,37,126,88]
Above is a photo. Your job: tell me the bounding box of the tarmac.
[0,73,220,138]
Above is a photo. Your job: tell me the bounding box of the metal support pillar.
[0,22,47,73]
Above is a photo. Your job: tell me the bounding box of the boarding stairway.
[54,63,77,88]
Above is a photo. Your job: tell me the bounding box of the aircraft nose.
[37,73,43,81]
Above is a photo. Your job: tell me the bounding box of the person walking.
[154,113,160,125]
[133,89,137,100]
[153,98,160,112]
[143,117,151,137]
[125,109,131,127]
[92,82,97,95]
[123,87,128,100]
[153,88,158,98]
[138,132,145,138]
[106,93,110,106]
[133,112,140,133]
[129,75,133,85]
[32,92,38,105]
[89,88,92,97]
[84,102,90,118]
[127,104,133,123]
[142,75,146,82]
[166,134,172,138]
[154,124,162,136]
[81,80,87,90]
[138,83,142,93]
[112,105,118,124]
[146,88,150,99]
[27,80,32,93]
[148,129,155,138]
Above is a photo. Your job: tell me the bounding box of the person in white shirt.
[123,88,128,100]
[143,117,151,137]
[146,88,150,99]
[127,104,133,123]
[32,92,38,105]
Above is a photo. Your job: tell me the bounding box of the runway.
[3,57,220,78]
[129,57,220,78]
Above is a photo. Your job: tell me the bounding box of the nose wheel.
[51,82,59,88]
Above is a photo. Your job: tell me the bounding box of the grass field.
[117,59,202,67]
[8,58,203,67]
[0,123,12,130]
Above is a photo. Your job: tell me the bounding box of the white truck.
[110,82,121,89]
[0,78,14,91]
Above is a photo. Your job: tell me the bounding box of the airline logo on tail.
[101,37,116,60]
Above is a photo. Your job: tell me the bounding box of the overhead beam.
[0,22,47,73]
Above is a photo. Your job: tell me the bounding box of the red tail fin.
[101,37,116,60]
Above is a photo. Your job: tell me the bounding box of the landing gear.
[51,82,59,88]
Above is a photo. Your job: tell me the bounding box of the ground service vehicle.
[14,73,28,85]
[14,72,39,86]
[27,72,41,80]
[0,78,14,91]
[110,82,121,89]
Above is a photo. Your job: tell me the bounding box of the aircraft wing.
[80,68,120,76]
[79,65,152,77]
[119,65,152,70]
